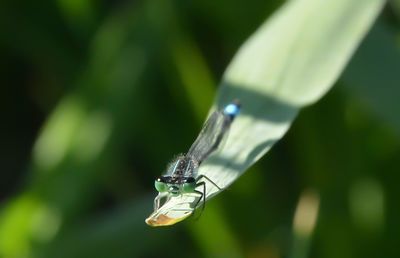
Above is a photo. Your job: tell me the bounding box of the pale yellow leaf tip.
[145,213,191,227]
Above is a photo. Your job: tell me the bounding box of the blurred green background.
[0,0,399,258]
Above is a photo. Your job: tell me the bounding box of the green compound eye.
[154,177,168,192]
[182,177,196,193]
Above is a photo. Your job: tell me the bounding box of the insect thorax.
[167,155,198,179]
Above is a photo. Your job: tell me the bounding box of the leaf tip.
[145,212,191,227]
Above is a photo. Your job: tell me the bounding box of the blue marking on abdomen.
[223,101,240,119]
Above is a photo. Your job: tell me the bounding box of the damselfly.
[153,100,240,212]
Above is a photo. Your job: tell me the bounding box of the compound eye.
[154,177,168,192]
[182,177,196,193]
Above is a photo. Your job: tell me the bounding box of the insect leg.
[154,192,169,210]
[196,174,222,190]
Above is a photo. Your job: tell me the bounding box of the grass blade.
[146,0,385,226]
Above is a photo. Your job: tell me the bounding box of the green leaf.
[342,21,400,134]
[146,0,385,226]
[39,197,174,258]
[391,0,400,17]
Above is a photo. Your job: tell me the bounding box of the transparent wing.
[187,110,232,164]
